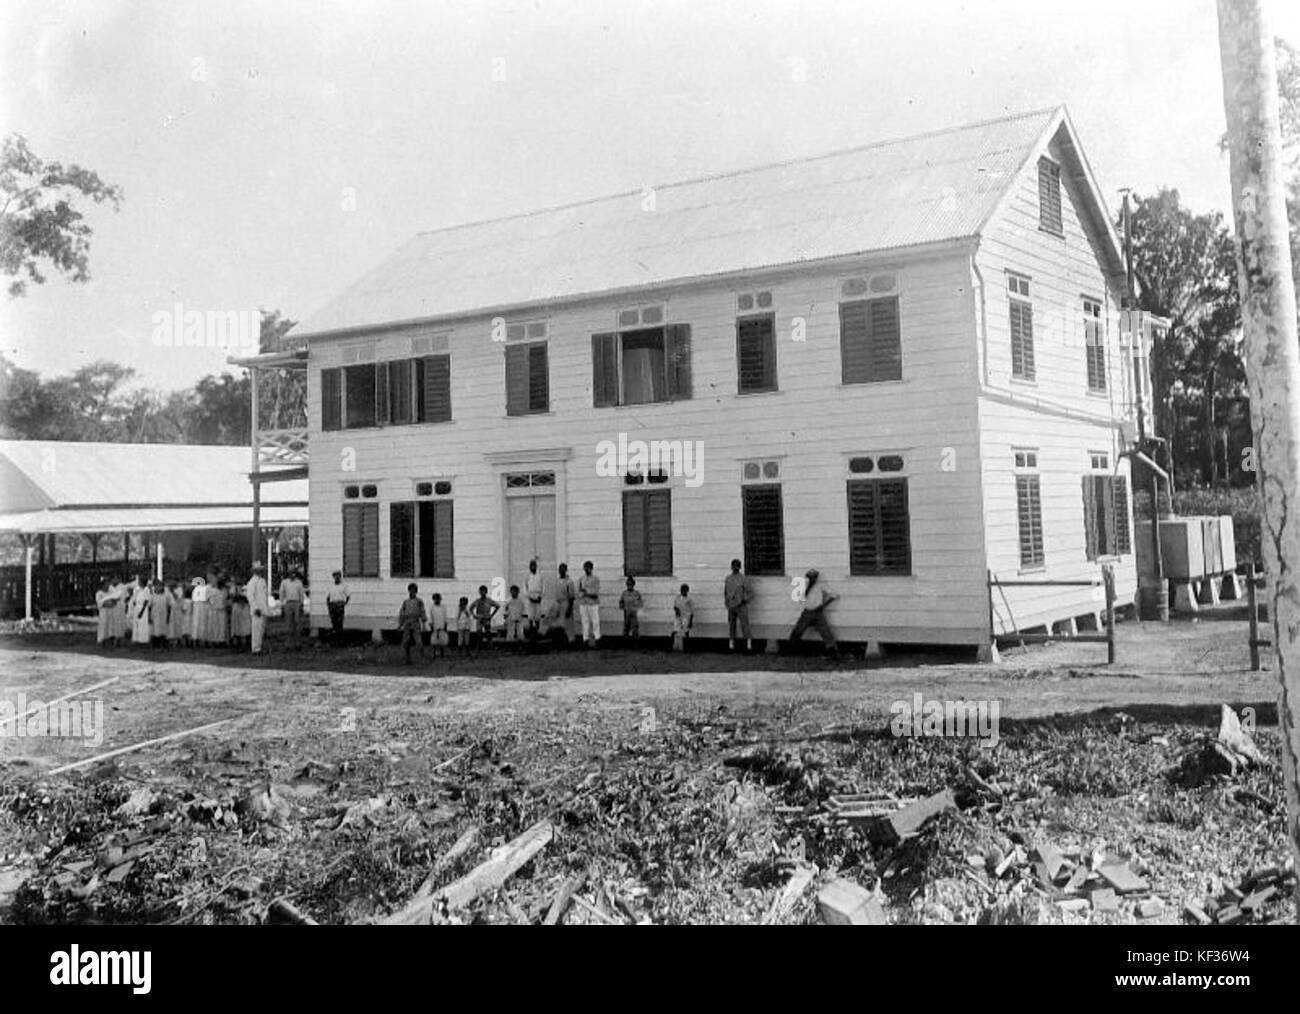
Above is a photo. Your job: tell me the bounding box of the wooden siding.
[976,131,1139,633]
[305,247,990,645]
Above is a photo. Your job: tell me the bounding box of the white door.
[506,493,557,590]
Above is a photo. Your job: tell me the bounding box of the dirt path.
[0,611,1278,773]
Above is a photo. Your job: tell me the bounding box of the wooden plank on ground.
[382,820,553,925]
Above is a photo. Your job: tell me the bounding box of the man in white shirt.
[524,559,545,634]
[278,567,306,648]
[789,567,839,656]
[245,561,270,654]
[578,560,601,648]
[325,570,350,640]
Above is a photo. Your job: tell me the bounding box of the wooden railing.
[257,427,309,466]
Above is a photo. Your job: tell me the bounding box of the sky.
[2,0,1299,393]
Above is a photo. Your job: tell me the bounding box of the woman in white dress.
[190,576,210,646]
[95,578,119,646]
[207,578,228,646]
[108,576,129,642]
[129,577,153,645]
[229,578,252,646]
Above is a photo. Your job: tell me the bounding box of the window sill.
[1038,226,1065,240]
[841,378,905,388]
[1085,387,1109,398]
[1009,375,1037,387]
[1017,565,1047,576]
[736,387,782,398]
[505,410,554,419]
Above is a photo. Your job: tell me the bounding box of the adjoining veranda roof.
[290,106,1124,339]
[0,440,307,537]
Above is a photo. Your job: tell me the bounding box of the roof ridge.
[411,105,1064,240]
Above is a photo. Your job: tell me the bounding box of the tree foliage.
[0,134,123,298]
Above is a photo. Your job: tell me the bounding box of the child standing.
[471,585,499,648]
[619,576,643,643]
[673,583,694,651]
[455,596,473,655]
[397,583,427,664]
[429,592,449,658]
[504,585,526,642]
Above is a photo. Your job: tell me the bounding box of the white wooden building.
[287,106,1150,652]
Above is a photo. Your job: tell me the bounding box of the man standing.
[246,561,269,655]
[325,570,350,640]
[789,567,839,657]
[279,567,306,648]
[524,559,545,634]
[724,558,754,652]
[555,562,577,645]
[578,560,601,648]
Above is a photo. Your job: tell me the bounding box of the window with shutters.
[839,296,902,384]
[1014,464,1045,569]
[742,484,784,575]
[622,489,673,575]
[1082,473,1131,559]
[1008,274,1035,381]
[321,368,342,431]
[342,502,380,578]
[736,314,778,393]
[504,322,549,416]
[1039,157,1064,236]
[846,478,911,576]
[415,354,452,423]
[1083,297,1106,392]
[389,499,455,578]
[592,324,692,407]
[344,363,378,428]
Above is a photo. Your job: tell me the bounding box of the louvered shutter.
[742,485,784,575]
[1016,476,1044,566]
[868,297,902,382]
[321,368,342,431]
[419,354,452,423]
[360,504,380,577]
[645,489,673,574]
[622,491,647,574]
[737,316,776,393]
[342,504,362,576]
[840,302,871,384]
[528,343,549,412]
[666,324,692,401]
[1082,475,1100,560]
[390,502,415,576]
[877,478,911,573]
[1039,158,1063,234]
[505,345,529,416]
[1112,476,1131,555]
[1011,301,1036,380]
[592,333,618,407]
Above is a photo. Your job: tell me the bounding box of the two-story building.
[284,106,1150,655]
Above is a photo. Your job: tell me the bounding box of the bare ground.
[0,606,1292,926]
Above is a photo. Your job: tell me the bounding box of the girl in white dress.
[95,579,119,646]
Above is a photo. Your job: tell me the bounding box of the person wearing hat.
[325,569,350,640]
[246,561,270,655]
[788,567,839,657]
[278,566,306,649]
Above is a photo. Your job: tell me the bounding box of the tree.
[0,135,123,298]
[1217,0,1300,923]
[1126,189,1242,485]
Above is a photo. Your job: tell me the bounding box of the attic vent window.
[741,459,780,482]
[849,456,874,474]
[434,480,453,495]
[416,482,433,496]
[1038,157,1063,237]
[737,290,773,312]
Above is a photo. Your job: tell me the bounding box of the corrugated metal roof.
[0,441,306,514]
[292,107,1064,338]
[0,505,309,536]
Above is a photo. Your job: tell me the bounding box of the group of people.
[390,557,840,663]
[93,564,309,655]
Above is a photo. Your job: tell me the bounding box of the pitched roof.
[0,440,306,521]
[292,107,1102,339]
